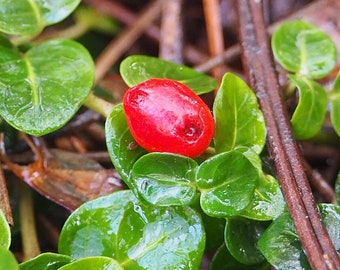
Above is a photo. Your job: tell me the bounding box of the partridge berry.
[123,78,214,158]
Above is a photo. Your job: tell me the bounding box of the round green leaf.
[271,20,337,79]
[258,204,340,270]
[209,244,270,270]
[105,104,147,185]
[116,203,205,270]
[19,253,71,270]
[58,257,123,270]
[258,212,311,270]
[0,0,81,35]
[213,73,266,154]
[0,38,94,136]
[130,152,198,206]
[59,190,205,270]
[196,151,259,218]
[330,71,340,137]
[240,174,285,221]
[0,209,10,249]
[289,75,327,140]
[0,247,18,270]
[120,55,217,95]
[59,190,138,260]
[224,218,269,265]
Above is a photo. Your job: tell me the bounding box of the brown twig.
[203,0,226,81]
[94,0,162,84]
[304,160,337,204]
[159,0,184,63]
[83,0,160,41]
[0,160,13,226]
[236,1,340,269]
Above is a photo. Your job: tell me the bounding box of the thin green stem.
[84,92,114,118]
[19,182,41,261]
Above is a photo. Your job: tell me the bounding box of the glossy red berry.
[123,78,214,158]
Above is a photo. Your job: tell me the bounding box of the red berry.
[123,78,214,158]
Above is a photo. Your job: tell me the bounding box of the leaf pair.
[106,69,284,221]
[56,190,205,270]
[0,37,94,136]
[272,20,339,139]
[209,203,340,270]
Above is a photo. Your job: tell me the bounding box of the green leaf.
[330,71,340,137]
[289,75,327,140]
[240,174,285,221]
[0,0,81,35]
[235,146,263,172]
[120,55,217,95]
[258,211,311,270]
[0,38,94,136]
[130,152,198,206]
[258,204,340,270]
[196,151,259,218]
[271,20,337,79]
[105,104,147,185]
[0,247,18,270]
[59,190,205,270]
[224,218,269,265]
[116,203,205,270]
[19,253,71,270]
[58,257,123,270]
[209,244,270,270]
[0,209,10,249]
[213,73,266,154]
[59,190,138,260]
[318,204,340,250]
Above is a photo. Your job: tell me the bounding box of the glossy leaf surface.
[20,253,71,270]
[0,209,10,249]
[58,257,122,270]
[240,174,285,221]
[105,104,147,185]
[130,152,198,206]
[0,38,94,136]
[258,204,340,270]
[116,202,205,270]
[0,0,81,35]
[224,218,268,265]
[59,190,205,270]
[196,151,259,218]
[213,73,266,154]
[120,55,217,95]
[0,247,18,270]
[330,71,340,137]
[271,20,337,79]
[289,75,327,140]
[59,191,138,260]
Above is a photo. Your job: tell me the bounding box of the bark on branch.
[236,1,340,269]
